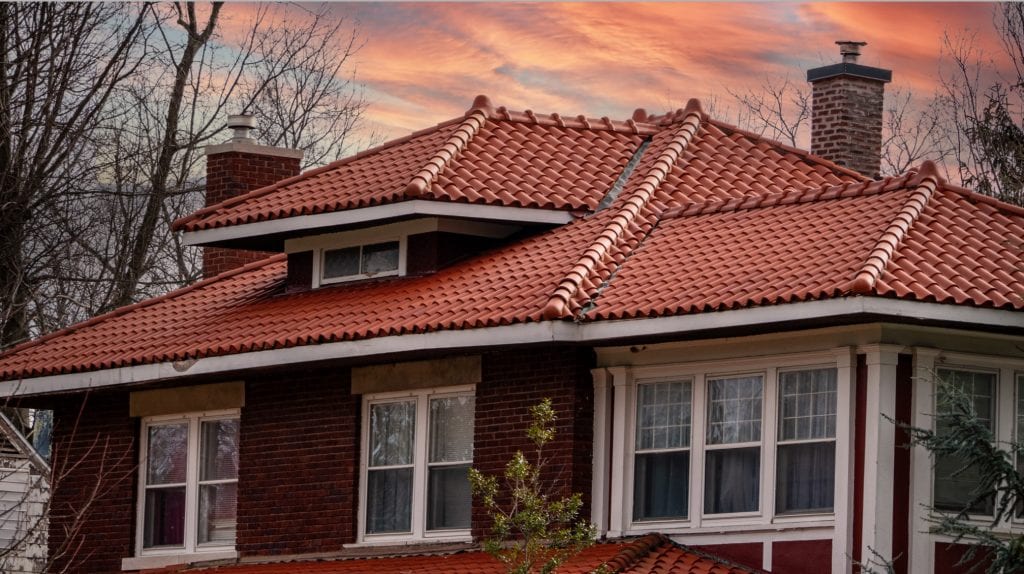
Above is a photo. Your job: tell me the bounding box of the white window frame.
[909,349,1024,572]
[357,385,475,545]
[133,409,240,560]
[317,236,407,285]
[930,364,1000,519]
[609,349,852,537]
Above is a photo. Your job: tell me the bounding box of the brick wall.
[202,150,301,278]
[810,75,885,179]
[472,346,595,537]
[236,368,360,556]
[48,392,137,574]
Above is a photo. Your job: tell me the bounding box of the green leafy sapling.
[469,398,596,574]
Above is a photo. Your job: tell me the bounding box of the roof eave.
[181,199,577,248]
[2,298,1019,399]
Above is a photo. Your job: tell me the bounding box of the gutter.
[0,298,1020,398]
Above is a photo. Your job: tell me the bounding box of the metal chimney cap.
[836,41,868,63]
[226,114,257,143]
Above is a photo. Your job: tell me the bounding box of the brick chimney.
[807,41,892,179]
[203,115,303,278]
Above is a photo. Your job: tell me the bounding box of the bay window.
[138,411,239,555]
[613,353,846,534]
[361,387,474,542]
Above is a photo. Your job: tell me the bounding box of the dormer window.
[322,240,401,283]
[284,218,523,291]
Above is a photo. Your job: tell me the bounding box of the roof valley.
[850,161,940,295]
[541,100,704,320]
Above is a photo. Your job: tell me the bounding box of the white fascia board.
[578,297,1023,342]
[181,200,574,246]
[0,321,579,398]
[2,298,1019,398]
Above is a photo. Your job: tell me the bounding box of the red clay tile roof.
[173,97,856,234]
[1,99,1022,383]
[140,535,762,574]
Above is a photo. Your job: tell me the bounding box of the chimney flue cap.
[836,41,868,64]
[227,114,257,143]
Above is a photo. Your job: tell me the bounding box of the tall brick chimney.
[203,115,303,278]
[807,41,892,179]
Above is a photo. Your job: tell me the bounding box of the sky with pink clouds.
[219,2,1009,145]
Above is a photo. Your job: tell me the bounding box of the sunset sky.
[220,2,1008,145]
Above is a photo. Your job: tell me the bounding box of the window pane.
[200,419,239,482]
[427,465,472,530]
[370,401,415,467]
[143,487,186,548]
[936,368,995,432]
[430,396,474,463]
[366,468,413,534]
[198,483,237,545]
[323,246,360,278]
[776,442,835,514]
[362,241,399,275]
[779,368,837,441]
[704,447,760,514]
[633,451,689,521]
[147,423,188,485]
[707,375,763,445]
[934,453,994,514]
[636,381,691,451]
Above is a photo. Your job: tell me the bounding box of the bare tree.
[726,74,810,148]
[935,3,1024,206]
[0,3,150,349]
[1,2,372,345]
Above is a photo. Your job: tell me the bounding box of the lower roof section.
[136,534,762,574]
[0,298,1019,398]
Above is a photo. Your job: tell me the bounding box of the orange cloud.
[215,2,1012,143]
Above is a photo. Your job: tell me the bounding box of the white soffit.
[182,200,574,246]
[1,298,1020,397]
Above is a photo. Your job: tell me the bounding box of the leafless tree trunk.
[0,3,149,349]
[1,2,372,346]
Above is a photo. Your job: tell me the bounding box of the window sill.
[623,517,835,537]
[121,550,238,571]
[346,534,473,548]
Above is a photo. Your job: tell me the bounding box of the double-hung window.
[704,374,763,515]
[623,358,842,532]
[933,367,997,515]
[361,388,474,542]
[138,411,239,555]
[633,380,692,521]
[776,367,837,514]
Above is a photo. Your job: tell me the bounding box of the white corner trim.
[182,200,574,246]
[2,298,1020,398]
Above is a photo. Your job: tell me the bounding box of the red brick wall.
[203,150,301,278]
[236,368,360,556]
[472,346,595,538]
[810,75,885,179]
[48,392,137,574]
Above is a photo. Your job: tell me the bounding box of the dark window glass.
[633,451,689,521]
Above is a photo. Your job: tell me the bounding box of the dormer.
[173,97,658,288]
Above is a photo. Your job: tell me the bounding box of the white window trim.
[910,349,1024,573]
[356,385,475,544]
[607,349,851,538]
[315,236,407,286]
[133,409,240,562]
